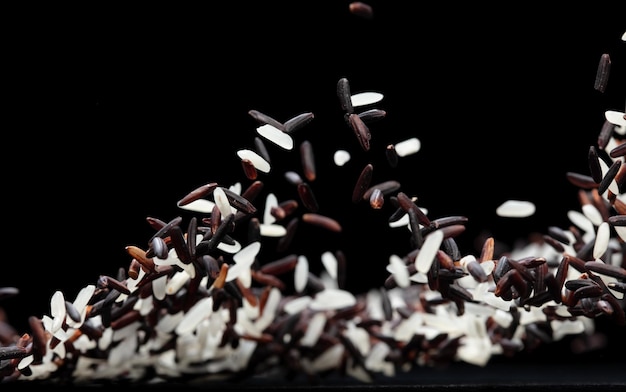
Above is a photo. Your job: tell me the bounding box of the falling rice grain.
[297,182,319,212]
[495,200,536,218]
[369,188,384,209]
[302,213,342,233]
[352,163,373,203]
[237,149,271,173]
[415,229,445,274]
[300,140,316,182]
[348,2,373,19]
[248,109,285,131]
[347,113,371,151]
[284,112,314,134]
[385,144,399,168]
[334,149,351,166]
[588,146,604,183]
[337,77,354,114]
[394,137,421,157]
[594,53,611,93]
[351,91,384,107]
[295,255,309,293]
[241,158,258,180]
[358,108,386,122]
[257,123,294,150]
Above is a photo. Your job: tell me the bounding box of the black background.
[2,1,626,384]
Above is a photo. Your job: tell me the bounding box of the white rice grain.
[495,200,536,218]
[236,149,271,173]
[294,255,309,293]
[394,137,421,157]
[256,123,294,150]
[351,91,383,107]
[415,229,444,274]
[593,221,611,259]
[321,251,338,280]
[213,186,233,218]
[175,296,214,336]
[333,149,351,166]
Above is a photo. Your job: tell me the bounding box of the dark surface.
[2,2,626,388]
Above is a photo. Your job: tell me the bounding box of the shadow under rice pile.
[1,20,625,389]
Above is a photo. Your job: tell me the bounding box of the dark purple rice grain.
[588,145,604,183]
[168,225,192,265]
[547,225,571,244]
[594,53,611,93]
[248,109,285,131]
[363,180,401,201]
[407,208,424,249]
[609,141,626,158]
[565,171,599,189]
[221,187,258,214]
[296,182,319,212]
[597,159,621,195]
[0,346,28,361]
[369,188,384,209]
[276,217,299,253]
[358,108,386,123]
[278,199,299,217]
[176,183,218,208]
[542,234,565,253]
[441,237,462,262]
[352,163,373,203]
[302,213,342,233]
[573,284,604,300]
[422,216,469,237]
[146,236,169,260]
[336,77,354,114]
[299,140,316,182]
[600,293,626,325]
[348,1,374,19]
[385,144,398,168]
[615,161,626,192]
[597,119,616,150]
[149,216,183,243]
[27,316,46,359]
[584,260,626,279]
[241,158,258,180]
[259,254,298,275]
[283,112,314,134]
[347,113,371,151]
[196,213,235,255]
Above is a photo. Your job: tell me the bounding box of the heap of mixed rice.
[0,30,624,388]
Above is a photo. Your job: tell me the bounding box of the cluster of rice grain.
[0,26,624,389]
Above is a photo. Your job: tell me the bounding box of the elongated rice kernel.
[348,2,373,19]
[593,222,611,259]
[415,229,444,274]
[295,255,309,293]
[495,200,536,218]
[351,91,383,107]
[300,140,316,182]
[237,149,271,173]
[257,123,294,150]
[594,53,611,93]
[213,186,233,218]
[394,137,420,157]
[283,112,314,134]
